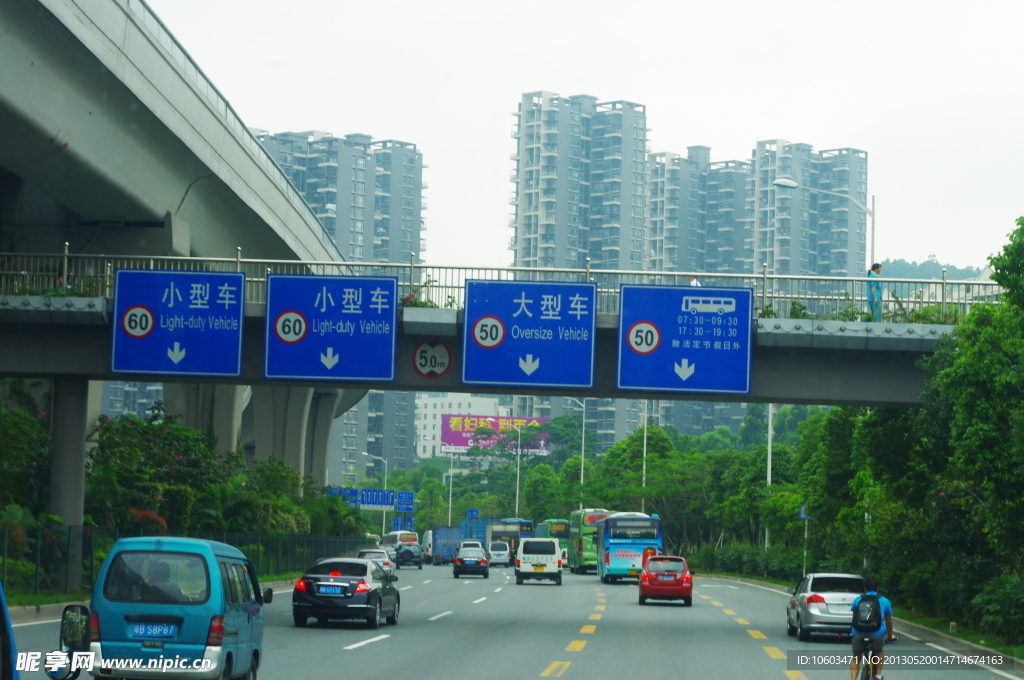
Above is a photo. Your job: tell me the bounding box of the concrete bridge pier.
[162,383,249,454]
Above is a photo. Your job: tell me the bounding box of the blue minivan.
[81,537,271,679]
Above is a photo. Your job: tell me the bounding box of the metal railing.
[118,0,342,261]
[0,250,1002,322]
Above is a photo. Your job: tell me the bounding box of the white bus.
[381,530,419,548]
[681,296,736,315]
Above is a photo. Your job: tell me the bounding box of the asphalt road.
[13,569,1024,679]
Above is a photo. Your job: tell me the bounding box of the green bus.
[567,508,613,574]
[536,519,571,552]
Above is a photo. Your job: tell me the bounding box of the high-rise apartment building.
[255,129,426,477]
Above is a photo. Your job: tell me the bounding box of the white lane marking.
[473,597,487,604]
[702,577,787,596]
[400,586,413,591]
[422,580,432,584]
[12,618,61,628]
[428,611,453,621]
[343,634,390,650]
[901,630,922,641]
[699,585,739,589]
[464,580,472,584]
[926,642,1018,680]
[495,587,502,592]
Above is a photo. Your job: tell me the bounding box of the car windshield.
[306,561,367,577]
[647,559,686,573]
[459,550,485,558]
[104,551,210,604]
[400,544,420,552]
[490,542,508,552]
[522,540,557,555]
[810,576,863,593]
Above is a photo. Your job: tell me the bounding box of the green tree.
[522,464,560,521]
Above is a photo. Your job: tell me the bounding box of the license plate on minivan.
[533,565,545,571]
[131,623,176,638]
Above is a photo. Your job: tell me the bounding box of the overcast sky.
[149,0,1023,271]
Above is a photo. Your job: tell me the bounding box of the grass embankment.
[697,570,1024,659]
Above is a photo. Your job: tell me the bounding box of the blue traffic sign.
[396,491,415,513]
[111,270,245,377]
[617,285,753,394]
[392,517,403,532]
[341,488,359,506]
[462,280,596,388]
[359,488,395,511]
[404,516,415,532]
[264,274,398,381]
[467,509,479,519]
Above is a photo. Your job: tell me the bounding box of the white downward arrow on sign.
[519,354,540,375]
[674,359,696,381]
[321,347,339,369]
[167,342,186,364]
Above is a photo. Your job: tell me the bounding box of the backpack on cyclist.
[853,593,883,633]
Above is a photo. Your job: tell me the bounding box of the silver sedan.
[786,572,864,641]
[357,549,396,577]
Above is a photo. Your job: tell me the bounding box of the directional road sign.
[467,509,479,519]
[404,516,415,532]
[264,274,398,381]
[111,270,245,377]
[359,489,395,511]
[462,280,596,388]
[341,488,359,506]
[617,285,753,394]
[396,491,415,513]
[392,517,403,532]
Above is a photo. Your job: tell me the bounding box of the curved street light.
[564,397,587,511]
[771,177,876,265]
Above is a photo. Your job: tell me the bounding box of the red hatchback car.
[638,555,693,606]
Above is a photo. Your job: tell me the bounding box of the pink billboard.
[441,415,550,455]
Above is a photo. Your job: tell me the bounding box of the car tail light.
[90,611,101,642]
[640,571,648,582]
[354,580,370,594]
[481,559,488,565]
[557,559,562,568]
[516,559,521,568]
[604,552,610,565]
[455,558,462,565]
[384,562,391,566]
[206,616,225,646]
[806,594,826,604]
[330,571,341,577]
[683,573,692,583]
[294,578,307,592]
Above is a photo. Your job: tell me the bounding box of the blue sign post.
[462,280,597,388]
[617,285,753,394]
[111,270,245,376]
[264,274,398,381]
[359,489,395,511]
[392,517,403,532]
[404,516,415,533]
[396,491,415,513]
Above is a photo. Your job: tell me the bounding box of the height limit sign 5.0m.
[617,285,753,394]
[462,280,597,389]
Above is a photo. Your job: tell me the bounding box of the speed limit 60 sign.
[617,284,752,394]
[111,270,245,376]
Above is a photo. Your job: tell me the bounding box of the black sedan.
[292,557,400,629]
[453,548,489,578]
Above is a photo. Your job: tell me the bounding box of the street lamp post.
[641,399,648,514]
[486,417,523,517]
[772,177,876,266]
[564,398,587,511]
[447,445,454,526]
[361,452,389,537]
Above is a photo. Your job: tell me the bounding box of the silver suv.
[488,541,512,567]
[786,572,863,641]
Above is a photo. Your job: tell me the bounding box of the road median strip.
[565,640,586,651]
[763,647,786,659]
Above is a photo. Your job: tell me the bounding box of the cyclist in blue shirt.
[849,576,895,680]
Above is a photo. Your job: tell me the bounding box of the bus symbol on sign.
[682,296,736,315]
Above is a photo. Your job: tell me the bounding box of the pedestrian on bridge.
[688,275,701,287]
[867,263,882,322]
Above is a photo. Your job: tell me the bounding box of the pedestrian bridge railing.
[0,251,1001,323]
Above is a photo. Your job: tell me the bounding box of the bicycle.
[852,633,897,680]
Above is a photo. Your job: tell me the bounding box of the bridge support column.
[49,377,89,590]
[251,386,313,477]
[162,384,248,453]
[305,390,340,487]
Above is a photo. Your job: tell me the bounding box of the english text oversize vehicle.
[292,558,400,629]
[85,537,272,680]
[452,548,489,578]
[568,509,612,574]
[638,556,693,606]
[515,538,562,585]
[596,512,663,583]
[786,573,864,641]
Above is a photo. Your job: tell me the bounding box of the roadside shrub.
[969,574,1024,644]
[162,486,195,531]
[0,557,44,590]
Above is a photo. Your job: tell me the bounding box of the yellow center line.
[589,614,602,620]
[783,672,809,680]
[699,595,711,599]
[763,647,786,659]
[595,592,605,597]
[594,605,606,611]
[597,598,607,603]
[580,625,596,634]
[746,629,767,639]
[734,618,750,625]
[711,601,723,606]
[540,661,571,677]
[723,609,736,615]
[565,640,587,652]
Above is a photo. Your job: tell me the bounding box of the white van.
[516,538,562,585]
[422,529,434,564]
